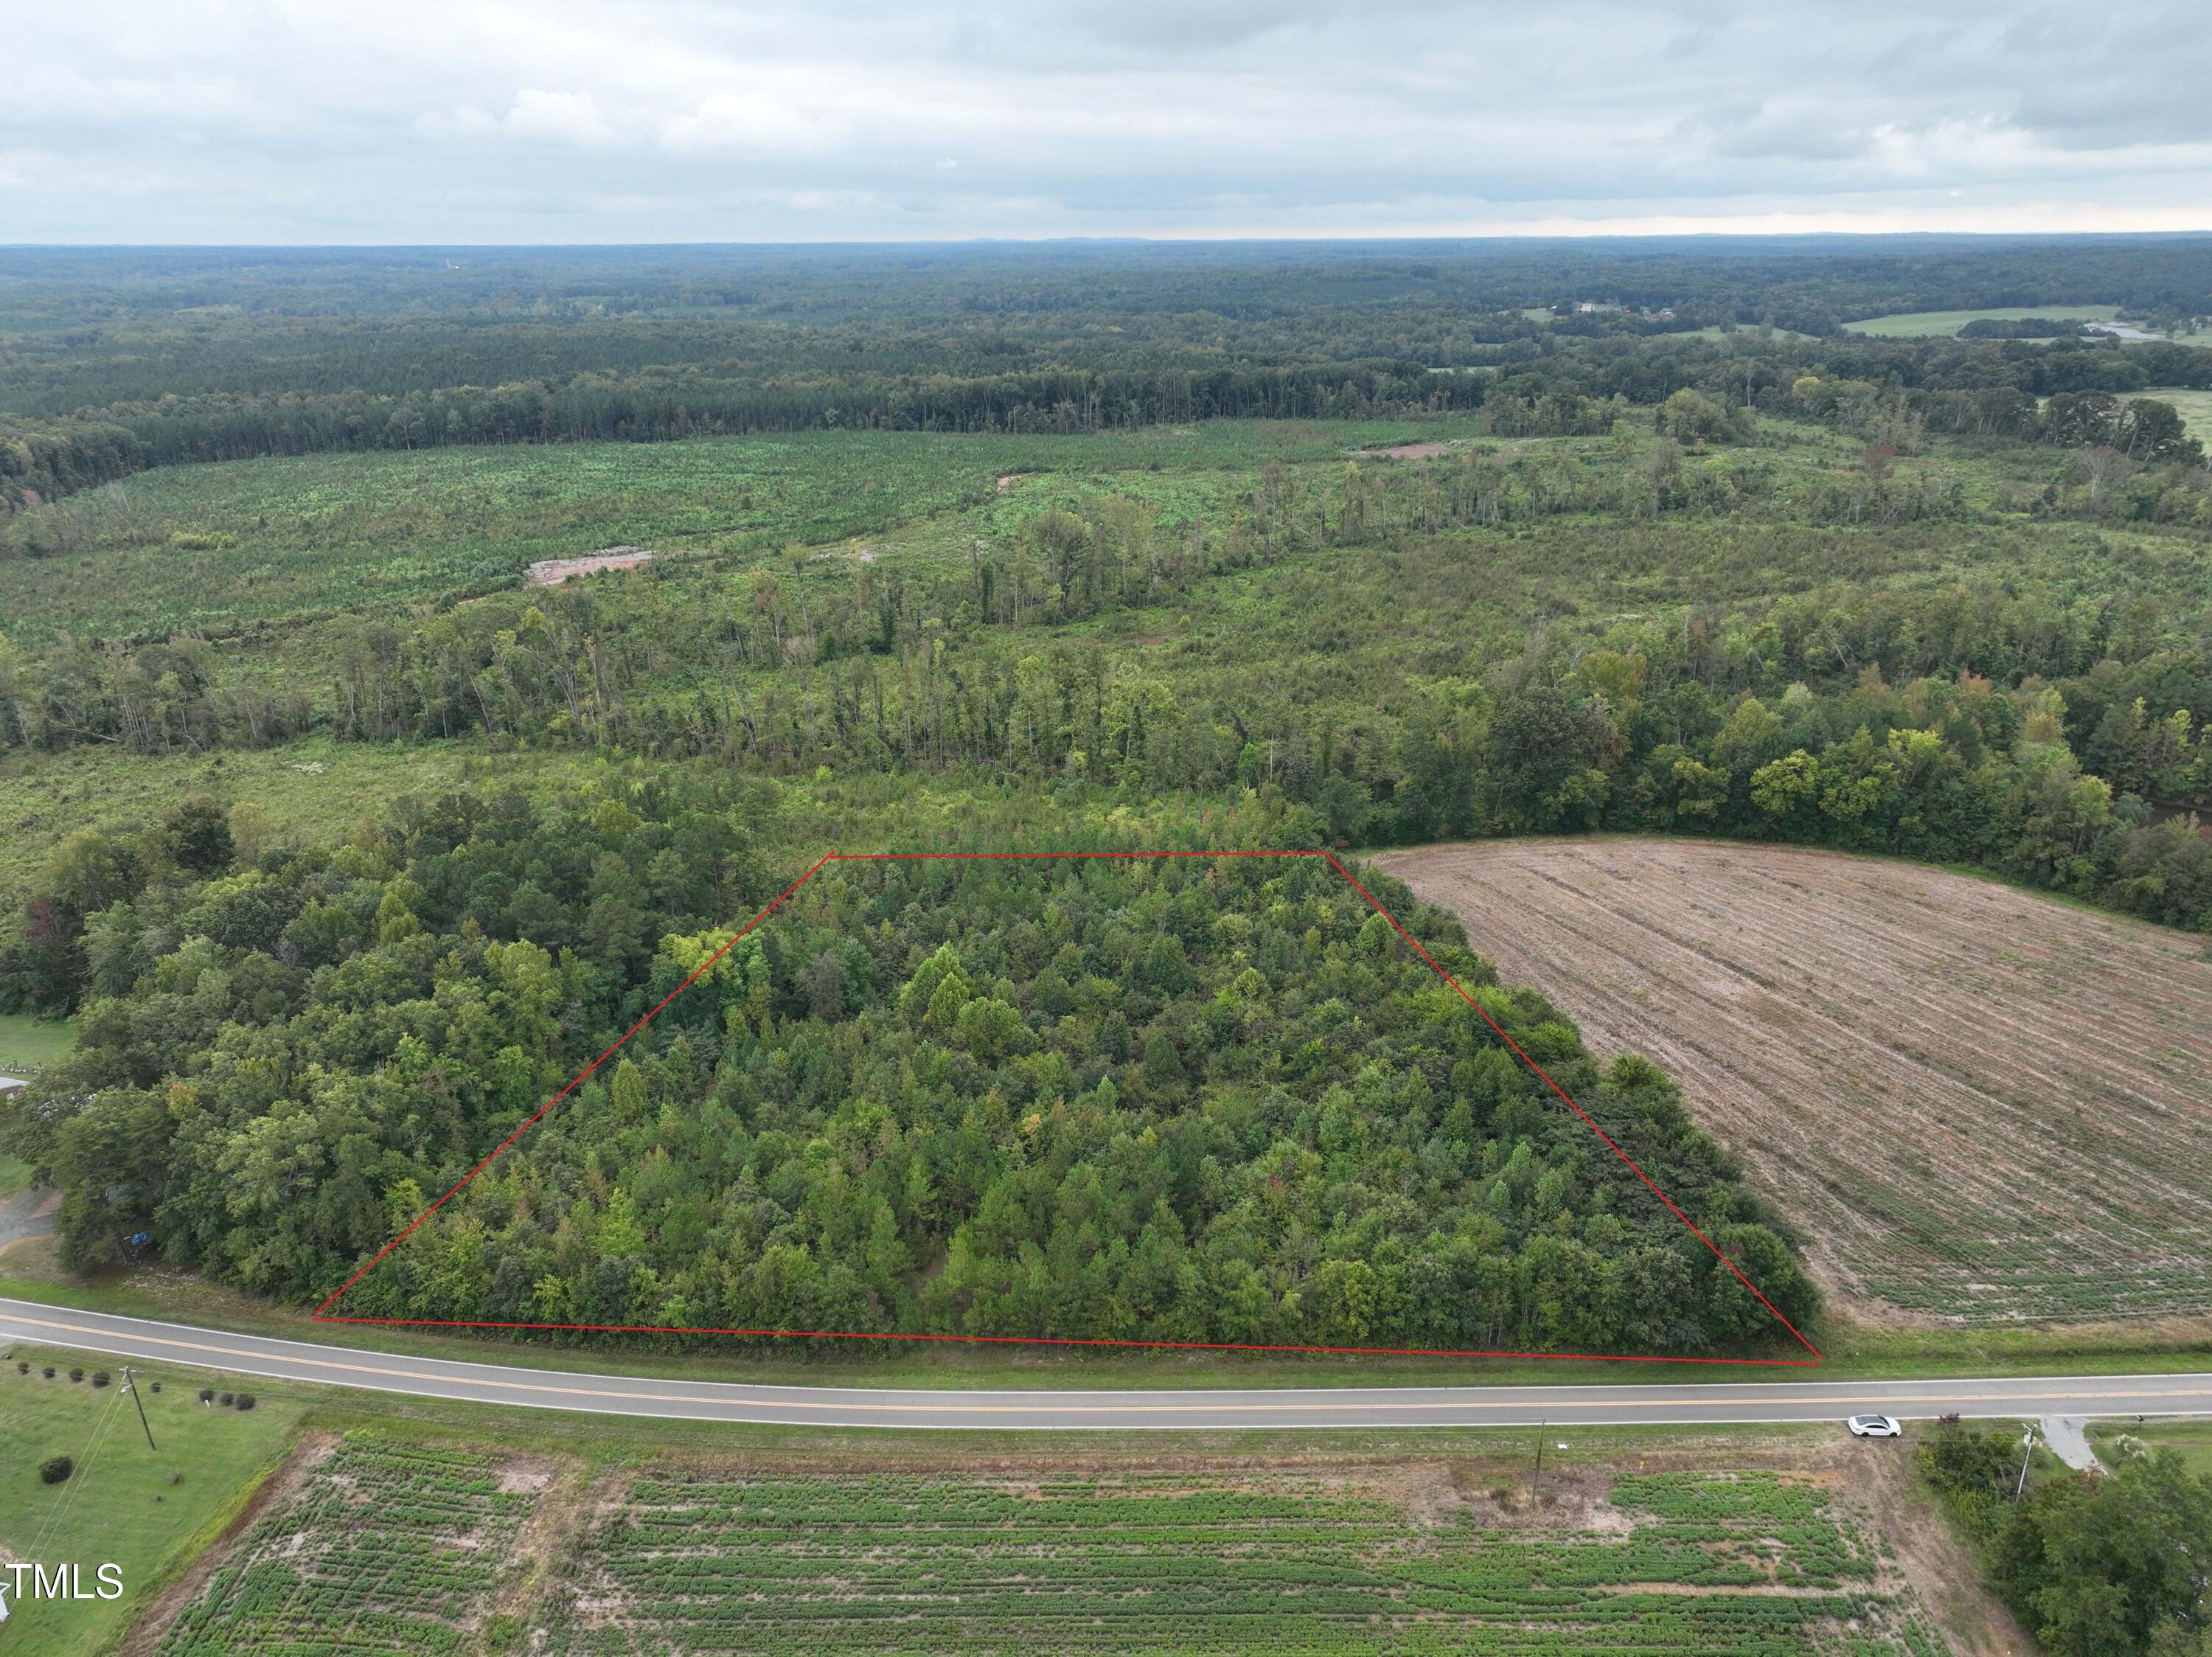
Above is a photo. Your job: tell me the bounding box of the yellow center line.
[4,1312,2208,1416]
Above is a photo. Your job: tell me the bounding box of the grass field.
[1843,305,2121,338]
[0,1011,76,1077]
[0,1353,303,1657]
[0,419,1462,644]
[2090,1420,2212,1477]
[1377,837,2212,1327]
[2130,386,2212,440]
[0,736,591,908]
[141,1427,1955,1657]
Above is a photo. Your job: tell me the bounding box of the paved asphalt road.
[6,1296,2211,1431]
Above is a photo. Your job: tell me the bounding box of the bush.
[234,1393,256,1411]
[91,1370,110,1388]
[14,1360,24,1374]
[38,1455,73,1484]
[68,1367,83,1383]
[41,1366,54,1379]
[198,1386,214,1403]
[1918,1424,2021,1540]
[217,1392,233,1406]
[150,1380,161,1393]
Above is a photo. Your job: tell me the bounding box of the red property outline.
[314,850,1823,1368]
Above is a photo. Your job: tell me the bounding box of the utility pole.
[2014,1428,2035,1502]
[1531,1417,1547,1505]
[122,1367,156,1453]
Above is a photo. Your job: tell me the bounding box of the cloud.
[0,0,2205,240]
[419,91,613,147]
[502,89,615,147]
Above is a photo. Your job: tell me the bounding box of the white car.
[1847,1414,1902,1438]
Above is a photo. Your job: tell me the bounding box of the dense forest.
[0,794,1816,1354]
[4,237,2211,512]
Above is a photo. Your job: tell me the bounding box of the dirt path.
[0,1185,59,1257]
[1377,837,2212,1327]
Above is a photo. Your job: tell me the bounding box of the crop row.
[534,1470,1921,1656]
[159,1437,538,1656]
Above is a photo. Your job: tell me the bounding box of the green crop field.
[0,419,1461,645]
[159,1436,538,1656]
[532,1465,1945,1656]
[143,1434,1952,1657]
[1843,305,2121,338]
[0,1354,303,1657]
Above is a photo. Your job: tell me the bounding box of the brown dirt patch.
[1377,838,2212,1327]
[1356,441,1454,459]
[524,546,655,586]
[1854,1437,2034,1656]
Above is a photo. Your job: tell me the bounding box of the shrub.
[69,1367,83,1383]
[14,1360,24,1374]
[234,1393,256,1411]
[150,1381,162,1393]
[91,1370,110,1388]
[217,1392,233,1406]
[198,1386,215,1403]
[41,1365,55,1379]
[38,1456,73,1484]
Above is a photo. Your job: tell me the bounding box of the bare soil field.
[524,545,656,585]
[1377,838,2212,1327]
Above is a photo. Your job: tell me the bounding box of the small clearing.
[1356,440,1455,459]
[524,546,656,586]
[1377,837,2212,1327]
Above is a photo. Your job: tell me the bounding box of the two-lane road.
[5,1297,2210,1431]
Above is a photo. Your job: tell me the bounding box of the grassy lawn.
[2090,1417,2212,1477]
[1843,305,2120,338]
[0,1012,76,1079]
[0,1153,34,1202]
[0,1349,303,1657]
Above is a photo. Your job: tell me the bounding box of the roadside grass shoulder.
[7,1248,2211,1392]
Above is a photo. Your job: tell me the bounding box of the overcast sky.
[7,0,2211,243]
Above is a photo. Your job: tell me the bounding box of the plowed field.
[1377,838,2212,1327]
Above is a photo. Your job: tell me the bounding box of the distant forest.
[6,237,2211,509]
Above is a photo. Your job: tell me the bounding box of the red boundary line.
[315,850,1823,1368]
